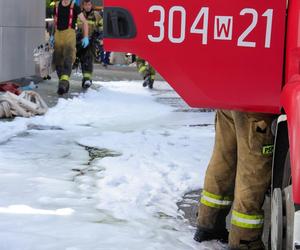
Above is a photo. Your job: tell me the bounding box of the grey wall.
[0,0,45,82]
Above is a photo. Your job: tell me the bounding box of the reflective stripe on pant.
[200,190,233,209]
[53,29,76,80]
[60,75,70,81]
[197,110,274,249]
[231,210,264,229]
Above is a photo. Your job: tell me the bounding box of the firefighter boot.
[195,201,230,243]
[229,225,265,250]
[142,78,149,87]
[82,78,92,89]
[57,80,70,95]
[143,75,154,88]
[194,227,229,243]
[148,79,154,89]
[229,239,265,250]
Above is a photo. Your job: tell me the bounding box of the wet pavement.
[178,189,271,247]
[33,64,153,108]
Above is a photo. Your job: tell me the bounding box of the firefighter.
[51,0,89,95]
[194,110,275,250]
[101,51,111,67]
[136,58,156,89]
[76,0,103,89]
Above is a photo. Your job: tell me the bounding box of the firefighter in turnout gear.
[194,110,275,250]
[76,0,103,89]
[136,57,156,89]
[51,0,89,95]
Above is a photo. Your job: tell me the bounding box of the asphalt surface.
[34,64,163,108]
[178,191,271,248]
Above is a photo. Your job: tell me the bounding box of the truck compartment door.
[104,0,286,113]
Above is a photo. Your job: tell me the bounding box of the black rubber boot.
[57,80,70,95]
[143,75,154,88]
[194,227,229,243]
[148,79,154,89]
[229,240,265,250]
[82,78,92,89]
[142,79,148,87]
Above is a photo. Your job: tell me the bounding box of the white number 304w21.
[148,6,273,48]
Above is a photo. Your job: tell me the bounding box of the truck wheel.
[283,186,295,250]
[271,188,283,250]
[270,186,295,250]
[270,151,295,250]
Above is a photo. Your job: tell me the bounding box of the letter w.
[214,16,233,40]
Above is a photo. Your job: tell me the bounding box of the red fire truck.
[103,0,300,249]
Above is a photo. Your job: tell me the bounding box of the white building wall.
[0,0,45,81]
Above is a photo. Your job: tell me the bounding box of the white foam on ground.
[0,81,219,249]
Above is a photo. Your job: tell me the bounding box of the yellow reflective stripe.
[232,210,263,220]
[200,191,233,208]
[231,219,263,229]
[231,210,264,229]
[87,20,96,25]
[200,198,227,209]
[138,66,147,74]
[98,19,103,27]
[201,196,232,207]
[78,20,96,25]
[202,191,233,201]
[60,75,70,81]
[83,73,92,79]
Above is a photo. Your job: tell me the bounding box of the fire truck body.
[104,0,300,248]
[104,0,286,113]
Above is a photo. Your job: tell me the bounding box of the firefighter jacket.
[77,9,103,37]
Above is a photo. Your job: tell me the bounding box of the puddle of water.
[77,144,122,165]
[27,124,63,131]
[177,190,201,228]
[189,124,213,127]
[156,212,176,220]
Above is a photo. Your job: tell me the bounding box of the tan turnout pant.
[53,29,76,82]
[197,110,275,249]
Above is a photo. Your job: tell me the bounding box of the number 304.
[147,6,273,48]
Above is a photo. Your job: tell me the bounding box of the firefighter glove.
[81,37,89,48]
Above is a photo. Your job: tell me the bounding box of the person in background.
[50,0,89,95]
[101,51,111,68]
[76,0,103,89]
[136,58,156,89]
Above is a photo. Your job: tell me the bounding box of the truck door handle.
[104,7,136,39]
